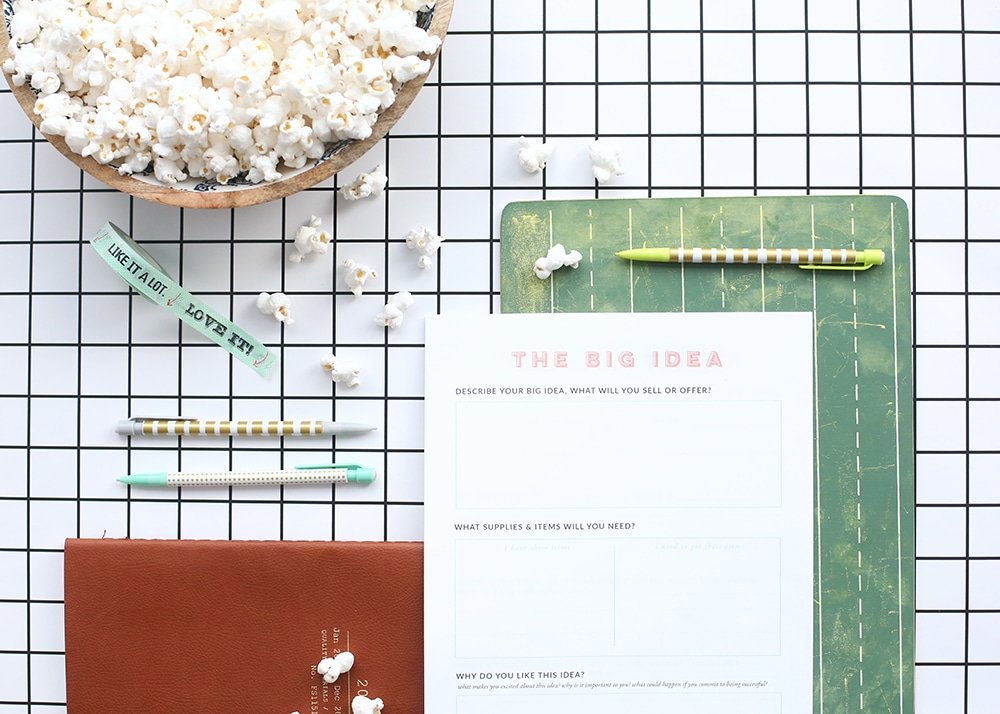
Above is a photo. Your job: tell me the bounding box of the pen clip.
[124,416,193,422]
[799,263,875,271]
[294,463,376,483]
[798,249,884,271]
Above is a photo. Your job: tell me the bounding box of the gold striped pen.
[115,417,375,437]
[615,246,884,270]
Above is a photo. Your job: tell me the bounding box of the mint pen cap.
[345,465,377,483]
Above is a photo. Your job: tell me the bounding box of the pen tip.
[339,422,377,433]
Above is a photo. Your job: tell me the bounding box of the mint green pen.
[118,463,376,487]
[616,246,884,270]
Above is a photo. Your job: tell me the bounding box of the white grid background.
[0,0,997,711]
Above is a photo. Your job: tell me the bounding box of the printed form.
[424,312,815,714]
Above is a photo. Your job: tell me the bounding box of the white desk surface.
[1,1,997,712]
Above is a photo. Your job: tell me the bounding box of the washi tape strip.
[91,222,278,379]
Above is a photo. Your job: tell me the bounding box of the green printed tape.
[91,222,278,378]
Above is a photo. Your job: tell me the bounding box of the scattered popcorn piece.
[533,244,583,280]
[588,141,625,184]
[316,651,355,684]
[256,291,294,324]
[352,695,384,714]
[340,164,388,200]
[320,354,361,387]
[517,136,553,174]
[2,0,442,185]
[342,259,377,296]
[374,291,414,329]
[288,215,331,263]
[405,226,444,269]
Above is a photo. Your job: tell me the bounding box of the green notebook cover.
[500,195,914,714]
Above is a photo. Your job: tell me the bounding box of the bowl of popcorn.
[0,0,451,209]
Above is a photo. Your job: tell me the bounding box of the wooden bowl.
[0,0,452,209]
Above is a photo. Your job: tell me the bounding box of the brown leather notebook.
[63,538,422,714]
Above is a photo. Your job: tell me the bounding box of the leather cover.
[63,538,423,714]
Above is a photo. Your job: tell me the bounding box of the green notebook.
[500,195,914,714]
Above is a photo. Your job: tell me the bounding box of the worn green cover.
[500,195,914,714]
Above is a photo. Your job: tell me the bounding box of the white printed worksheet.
[424,312,814,714]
